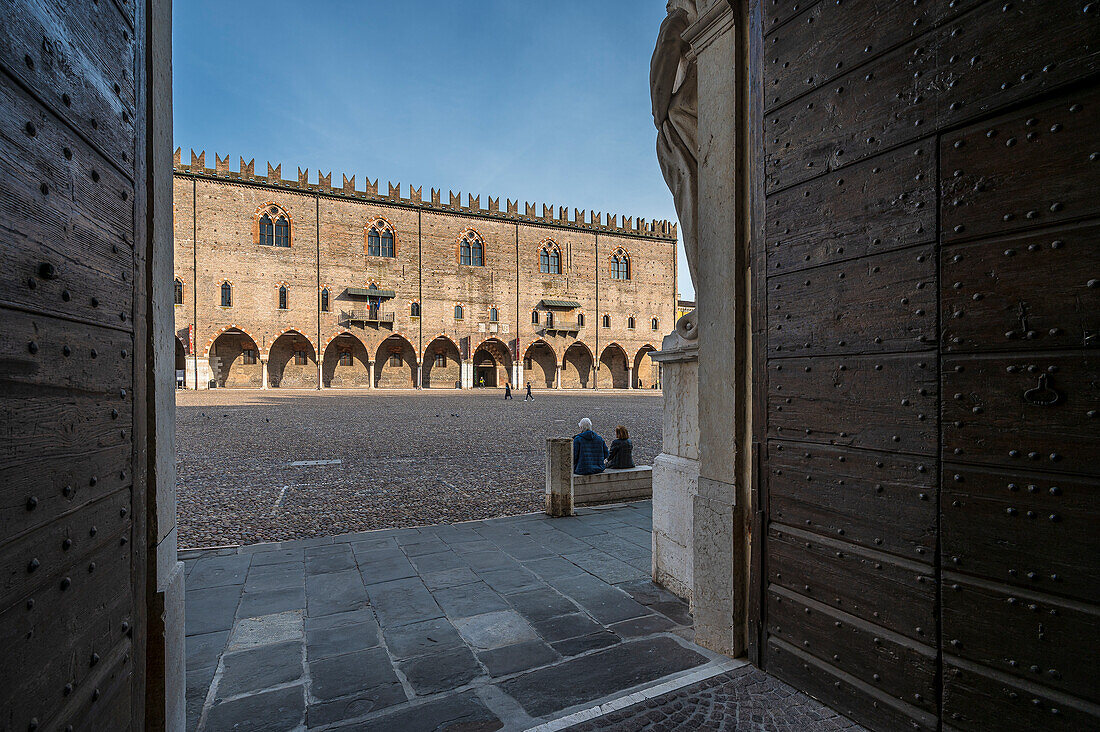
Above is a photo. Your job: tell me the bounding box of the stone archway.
[423,336,461,388]
[322,333,370,388]
[175,336,187,388]
[562,342,594,389]
[268,330,318,388]
[473,338,512,388]
[209,328,262,388]
[633,345,658,389]
[374,334,417,388]
[524,340,557,389]
[598,343,629,389]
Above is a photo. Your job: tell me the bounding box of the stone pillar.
[627,366,634,389]
[260,358,269,390]
[555,365,562,389]
[367,360,375,389]
[545,437,574,517]
[515,361,524,389]
[416,363,423,389]
[683,2,747,657]
[650,329,700,602]
[317,360,323,389]
[592,366,598,390]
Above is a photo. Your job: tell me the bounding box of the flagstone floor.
[183,501,859,731]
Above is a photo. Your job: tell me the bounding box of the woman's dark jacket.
[606,438,635,469]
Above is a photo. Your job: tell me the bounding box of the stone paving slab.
[184,501,854,731]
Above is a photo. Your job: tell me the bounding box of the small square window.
[339,351,353,366]
[294,350,308,365]
[435,353,446,366]
[242,349,257,365]
[390,353,402,367]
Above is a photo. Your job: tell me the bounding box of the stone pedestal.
[649,329,699,602]
[544,437,574,517]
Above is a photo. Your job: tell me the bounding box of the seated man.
[573,418,608,475]
[605,425,636,469]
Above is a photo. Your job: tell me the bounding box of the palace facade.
[172,150,678,390]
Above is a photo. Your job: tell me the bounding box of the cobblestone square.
[176,389,662,549]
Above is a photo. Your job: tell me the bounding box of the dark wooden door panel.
[767,526,935,639]
[768,584,937,714]
[942,352,1099,476]
[0,0,136,173]
[766,141,935,274]
[769,353,938,453]
[769,441,936,559]
[763,0,818,35]
[942,465,1098,603]
[942,88,1100,244]
[769,244,936,356]
[942,222,1100,353]
[942,575,1099,701]
[942,659,1099,731]
[764,0,978,112]
[765,638,938,731]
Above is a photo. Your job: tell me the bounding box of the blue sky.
[173,0,692,299]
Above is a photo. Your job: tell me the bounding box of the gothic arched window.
[278,285,288,310]
[651,317,659,330]
[220,281,232,307]
[628,316,636,330]
[602,314,611,328]
[459,231,484,266]
[411,302,421,317]
[490,307,499,322]
[539,241,562,274]
[609,248,630,280]
[274,216,290,247]
[259,214,274,246]
[320,288,330,312]
[455,304,464,319]
[367,221,396,257]
[531,310,539,324]
[174,278,184,305]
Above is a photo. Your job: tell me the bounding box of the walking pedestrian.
[504,382,512,400]
[524,381,534,401]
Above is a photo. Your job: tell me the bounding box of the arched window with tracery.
[256,204,292,247]
[259,214,274,246]
[367,220,396,257]
[459,230,484,266]
[539,241,562,274]
[609,248,630,280]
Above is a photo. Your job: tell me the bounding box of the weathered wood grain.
[942,88,1100,244]
[942,465,1098,604]
[767,525,936,640]
[769,244,936,356]
[942,353,1099,476]
[766,141,935,274]
[769,441,936,560]
[0,310,134,393]
[768,584,937,714]
[942,222,1100,353]
[0,0,136,174]
[768,353,938,454]
[763,0,820,34]
[942,574,1099,702]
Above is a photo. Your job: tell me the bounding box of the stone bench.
[545,437,653,516]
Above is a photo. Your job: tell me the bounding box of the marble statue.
[651,0,699,290]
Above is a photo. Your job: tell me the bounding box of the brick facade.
[173,151,677,390]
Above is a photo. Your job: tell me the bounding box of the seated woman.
[605,425,635,469]
[573,418,608,475]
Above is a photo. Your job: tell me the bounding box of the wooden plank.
[765,141,935,274]
[769,441,936,560]
[942,222,1100,353]
[0,0,136,173]
[763,0,820,34]
[942,657,1100,731]
[768,353,938,454]
[942,87,1100,244]
[942,574,1099,701]
[942,352,1099,476]
[765,636,937,731]
[764,0,977,112]
[765,31,939,192]
[769,244,936,356]
[942,465,1098,604]
[0,536,132,731]
[768,584,937,714]
[0,444,129,548]
[0,488,131,611]
[0,310,134,393]
[767,525,935,639]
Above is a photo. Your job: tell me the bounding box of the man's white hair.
[579,418,592,431]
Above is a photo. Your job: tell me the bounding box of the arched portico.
[322,332,371,388]
[423,336,461,388]
[473,338,512,388]
[209,327,262,388]
[175,336,187,388]
[374,334,417,388]
[598,343,629,389]
[562,342,594,389]
[633,344,658,389]
[524,340,557,388]
[268,329,318,388]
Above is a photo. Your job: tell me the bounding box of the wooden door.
[750,0,1099,729]
[0,0,147,729]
